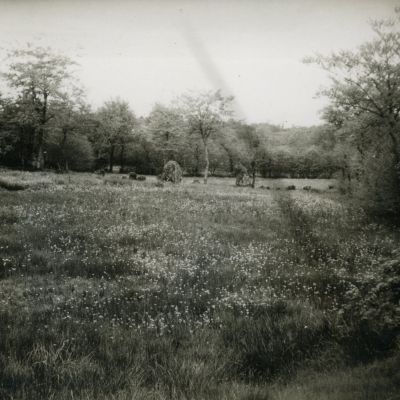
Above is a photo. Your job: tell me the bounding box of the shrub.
[286,185,296,190]
[129,172,137,180]
[161,160,183,183]
[351,151,400,219]
[339,252,400,361]
[0,178,26,191]
[303,186,312,191]
[136,175,146,181]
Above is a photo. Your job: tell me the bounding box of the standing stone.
[161,160,183,183]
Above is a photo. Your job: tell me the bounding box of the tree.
[146,104,185,171]
[306,11,400,212]
[178,90,233,184]
[235,122,261,187]
[46,89,91,171]
[218,132,240,175]
[1,46,79,169]
[96,99,136,172]
[45,99,95,171]
[0,95,19,164]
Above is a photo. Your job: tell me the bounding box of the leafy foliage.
[306,12,400,216]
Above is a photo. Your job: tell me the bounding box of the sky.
[0,0,398,126]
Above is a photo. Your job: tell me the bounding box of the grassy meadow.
[0,170,399,400]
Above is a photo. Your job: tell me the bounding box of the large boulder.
[235,163,250,186]
[161,160,183,183]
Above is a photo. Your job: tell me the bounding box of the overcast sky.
[0,0,398,126]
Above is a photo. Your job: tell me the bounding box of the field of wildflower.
[0,170,399,400]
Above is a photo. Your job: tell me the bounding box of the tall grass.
[0,171,398,399]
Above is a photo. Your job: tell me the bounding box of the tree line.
[0,47,340,182]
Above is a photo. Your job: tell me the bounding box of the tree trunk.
[229,156,234,174]
[61,127,68,171]
[194,145,200,176]
[24,126,35,169]
[37,146,45,170]
[250,160,256,188]
[35,92,48,170]
[203,140,209,184]
[120,144,126,172]
[109,145,115,173]
[33,127,45,170]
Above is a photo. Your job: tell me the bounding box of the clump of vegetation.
[338,252,400,360]
[128,171,137,180]
[161,160,182,183]
[0,177,26,191]
[286,185,296,190]
[136,175,146,181]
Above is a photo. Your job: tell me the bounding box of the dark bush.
[129,172,137,180]
[339,253,400,361]
[136,175,146,181]
[0,178,27,191]
[286,185,296,190]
